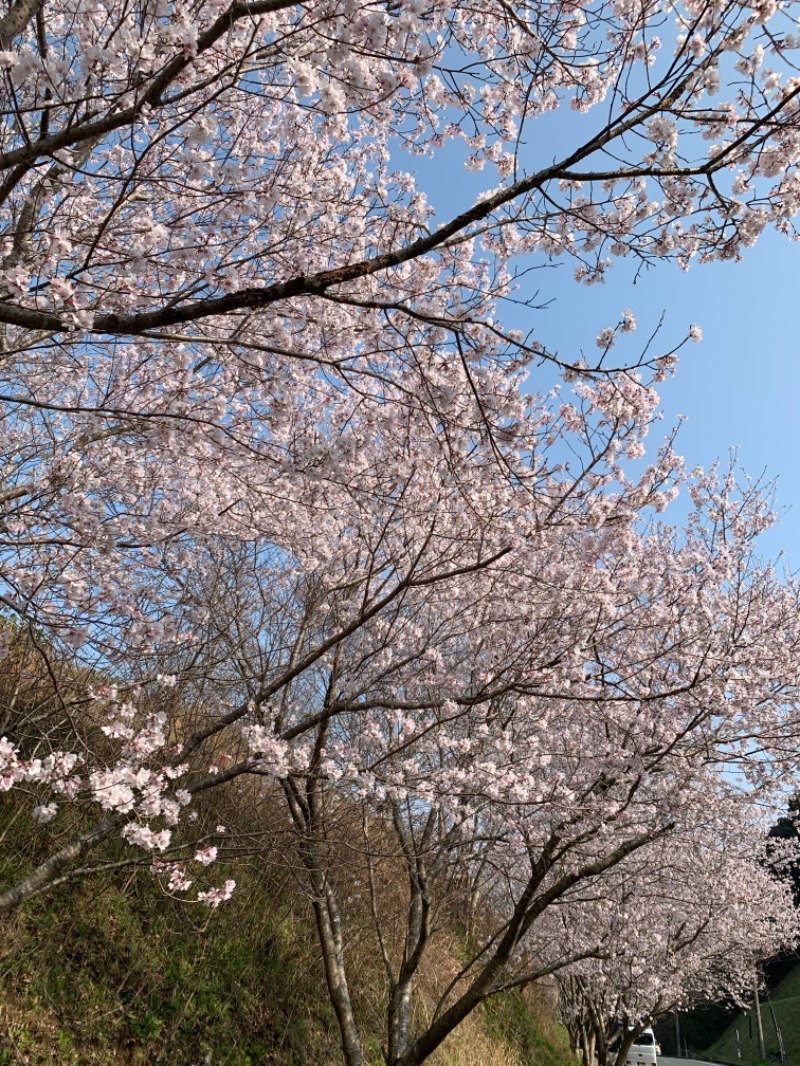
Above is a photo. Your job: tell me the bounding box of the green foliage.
[0,846,582,1066]
[482,987,577,1066]
[702,965,800,1066]
[654,1003,737,1054]
[0,643,582,1066]
[0,854,340,1065]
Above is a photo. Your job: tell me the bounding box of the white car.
[625,1028,660,1066]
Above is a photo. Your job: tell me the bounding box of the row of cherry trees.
[3,0,800,1062]
[556,830,798,1066]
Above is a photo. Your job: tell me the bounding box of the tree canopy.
[2,1,800,1063]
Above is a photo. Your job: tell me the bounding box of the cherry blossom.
[197,880,236,908]
[556,832,799,1066]
[1,1,800,1063]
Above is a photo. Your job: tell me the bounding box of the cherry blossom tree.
[0,354,685,907]
[3,0,800,1063]
[556,831,799,1066]
[146,431,800,1066]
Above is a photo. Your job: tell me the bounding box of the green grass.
[482,987,578,1066]
[0,864,339,1065]
[0,799,578,1066]
[703,965,800,1066]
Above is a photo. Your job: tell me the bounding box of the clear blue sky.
[521,229,800,570]
[411,146,800,571]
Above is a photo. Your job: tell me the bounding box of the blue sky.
[410,143,800,571]
[525,228,800,569]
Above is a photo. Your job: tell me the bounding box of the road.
[660,1057,728,1066]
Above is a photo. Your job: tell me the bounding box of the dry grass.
[0,626,579,1066]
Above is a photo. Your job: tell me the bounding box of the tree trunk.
[282,778,364,1066]
[385,805,434,1066]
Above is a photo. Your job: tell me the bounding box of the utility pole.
[765,992,785,1064]
[754,971,767,1061]
[674,1012,681,1058]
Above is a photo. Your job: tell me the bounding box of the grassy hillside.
[0,624,581,1065]
[703,965,800,1066]
[0,813,578,1066]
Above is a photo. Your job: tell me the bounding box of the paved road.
[660,1057,728,1066]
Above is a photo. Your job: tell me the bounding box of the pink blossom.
[121,824,172,851]
[49,277,75,304]
[168,865,193,892]
[620,309,636,333]
[0,0,799,1049]
[197,880,236,908]
[31,803,58,824]
[596,327,616,349]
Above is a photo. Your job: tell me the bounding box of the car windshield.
[634,1035,655,1046]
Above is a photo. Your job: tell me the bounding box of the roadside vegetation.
[703,964,800,1066]
[0,809,578,1066]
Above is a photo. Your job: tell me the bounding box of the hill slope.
[0,833,578,1066]
[704,964,800,1066]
